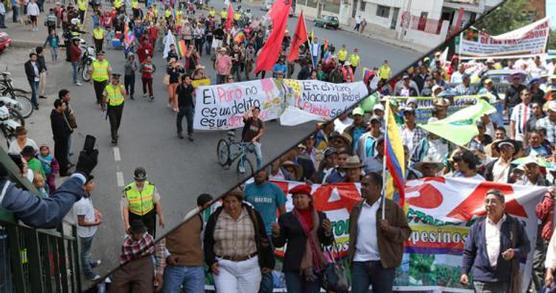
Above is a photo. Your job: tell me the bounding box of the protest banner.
[388,95,484,124]
[202,177,545,292]
[193,79,284,130]
[281,79,369,124]
[459,17,550,59]
[194,79,369,130]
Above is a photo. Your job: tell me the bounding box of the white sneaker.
[239,166,246,174]
[75,82,82,86]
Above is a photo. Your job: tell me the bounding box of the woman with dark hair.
[272,184,334,293]
[451,150,485,180]
[204,189,274,293]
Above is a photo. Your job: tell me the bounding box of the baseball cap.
[547,100,556,112]
[372,104,384,112]
[352,107,364,116]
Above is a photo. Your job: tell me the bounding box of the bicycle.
[0,72,34,118]
[217,130,255,176]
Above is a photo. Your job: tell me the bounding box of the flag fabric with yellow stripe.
[384,101,406,207]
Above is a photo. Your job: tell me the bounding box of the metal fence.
[0,148,82,293]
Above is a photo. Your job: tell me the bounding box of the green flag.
[419,99,496,146]
[359,93,379,112]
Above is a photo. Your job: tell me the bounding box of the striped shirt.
[536,117,556,145]
[510,103,532,142]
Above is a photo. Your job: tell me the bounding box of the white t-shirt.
[354,199,381,261]
[8,138,39,155]
[73,197,97,238]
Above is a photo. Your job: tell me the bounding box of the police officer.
[121,167,165,237]
[92,24,105,53]
[89,51,112,108]
[103,73,126,144]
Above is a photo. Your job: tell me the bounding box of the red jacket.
[536,193,554,241]
[69,44,81,63]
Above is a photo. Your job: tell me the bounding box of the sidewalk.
[2,4,53,48]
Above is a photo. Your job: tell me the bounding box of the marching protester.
[272,184,334,293]
[348,172,411,293]
[204,189,274,293]
[460,189,530,292]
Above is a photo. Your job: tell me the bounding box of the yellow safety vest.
[92,27,105,40]
[338,49,347,62]
[105,84,125,106]
[125,181,155,216]
[77,0,87,11]
[131,0,139,9]
[220,10,227,19]
[114,0,123,9]
[378,64,391,80]
[91,60,110,81]
[209,9,216,17]
[233,11,241,21]
[349,54,360,67]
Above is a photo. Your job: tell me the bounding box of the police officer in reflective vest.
[92,25,105,53]
[103,73,126,144]
[121,167,165,237]
[89,51,111,108]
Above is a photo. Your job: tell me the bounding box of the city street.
[0,3,422,283]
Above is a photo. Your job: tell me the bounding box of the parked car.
[314,15,339,29]
[0,32,12,54]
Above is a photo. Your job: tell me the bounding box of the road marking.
[116,171,124,187]
[113,147,121,162]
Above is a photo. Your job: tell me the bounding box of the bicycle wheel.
[82,63,91,82]
[12,88,30,95]
[216,139,230,166]
[14,94,33,118]
[236,156,254,176]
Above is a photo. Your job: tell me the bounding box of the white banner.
[459,17,550,58]
[194,79,368,130]
[193,79,283,130]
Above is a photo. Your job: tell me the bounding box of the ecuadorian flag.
[384,101,406,208]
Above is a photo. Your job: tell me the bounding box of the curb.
[11,39,44,49]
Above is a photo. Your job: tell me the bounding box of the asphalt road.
[4,3,422,286]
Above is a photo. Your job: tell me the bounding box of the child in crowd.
[38,145,59,193]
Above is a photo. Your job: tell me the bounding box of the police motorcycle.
[0,97,24,146]
[79,41,97,82]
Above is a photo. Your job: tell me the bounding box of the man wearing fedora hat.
[342,156,364,183]
[121,167,165,237]
[413,155,444,178]
[482,139,518,183]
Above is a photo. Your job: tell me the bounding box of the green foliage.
[474,0,531,35]
[549,30,556,50]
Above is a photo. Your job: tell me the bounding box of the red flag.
[287,11,308,62]
[254,0,292,73]
[225,3,234,31]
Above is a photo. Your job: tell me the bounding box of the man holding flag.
[348,172,411,293]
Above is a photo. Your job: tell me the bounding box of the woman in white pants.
[204,189,275,293]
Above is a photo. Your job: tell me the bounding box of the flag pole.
[381,99,388,220]
[303,12,315,70]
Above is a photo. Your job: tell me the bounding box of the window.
[359,1,366,12]
[376,5,390,18]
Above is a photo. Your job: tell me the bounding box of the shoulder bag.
[321,239,349,293]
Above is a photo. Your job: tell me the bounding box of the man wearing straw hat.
[348,172,411,293]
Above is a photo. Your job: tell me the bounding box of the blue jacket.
[462,215,530,283]
[0,175,85,228]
